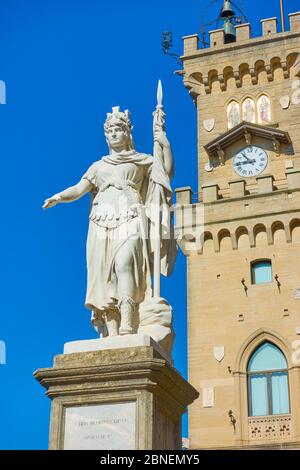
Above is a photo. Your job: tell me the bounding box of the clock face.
[233,146,268,178]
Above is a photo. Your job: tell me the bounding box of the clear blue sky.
[0,0,298,450]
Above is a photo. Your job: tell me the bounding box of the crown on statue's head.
[104,106,133,134]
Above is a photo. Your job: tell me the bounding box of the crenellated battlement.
[181,25,300,101]
[180,10,300,197]
[175,178,300,256]
[183,12,300,57]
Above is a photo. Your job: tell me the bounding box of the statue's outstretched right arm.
[42,178,93,209]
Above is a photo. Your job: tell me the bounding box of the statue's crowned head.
[104,106,135,151]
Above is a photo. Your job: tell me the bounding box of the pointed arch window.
[242,98,255,123]
[257,95,271,125]
[227,101,240,129]
[247,342,290,417]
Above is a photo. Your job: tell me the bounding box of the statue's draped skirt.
[85,216,149,312]
[82,150,175,314]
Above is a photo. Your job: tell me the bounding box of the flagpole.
[153,80,164,299]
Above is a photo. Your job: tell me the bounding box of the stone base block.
[63,333,171,364]
[34,342,199,450]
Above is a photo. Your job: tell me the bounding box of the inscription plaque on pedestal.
[35,345,199,450]
[63,402,136,450]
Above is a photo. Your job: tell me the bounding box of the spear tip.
[157,79,163,107]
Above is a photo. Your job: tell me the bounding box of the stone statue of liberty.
[43,89,176,347]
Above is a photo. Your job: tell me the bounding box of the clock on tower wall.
[198,82,298,196]
[202,122,292,199]
[233,146,268,178]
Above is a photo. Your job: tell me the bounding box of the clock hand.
[242,152,252,162]
[236,159,255,166]
[241,153,257,164]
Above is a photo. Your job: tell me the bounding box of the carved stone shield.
[280,95,290,110]
[213,346,225,362]
[205,162,214,172]
[203,118,215,132]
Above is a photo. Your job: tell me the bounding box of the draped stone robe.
[82,149,176,316]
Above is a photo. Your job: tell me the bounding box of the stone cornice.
[205,122,292,162]
[34,346,199,409]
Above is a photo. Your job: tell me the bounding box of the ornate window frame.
[257,93,272,125]
[227,99,241,130]
[247,343,290,417]
[233,329,300,445]
[242,96,256,124]
[225,94,273,130]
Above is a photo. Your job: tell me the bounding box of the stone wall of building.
[178,11,300,449]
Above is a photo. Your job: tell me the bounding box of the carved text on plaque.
[64,402,136,450]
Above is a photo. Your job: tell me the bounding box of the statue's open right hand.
[43,195,61,210]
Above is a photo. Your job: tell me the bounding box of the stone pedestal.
[34,335,199,450]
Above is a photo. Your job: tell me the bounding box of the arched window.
[242,98,255,123]
[251,260,272,284]
[227,101,240,129]
[257,95,271,125]
[247,342,290,417]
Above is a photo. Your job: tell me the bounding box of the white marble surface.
[64,402,136,450]
[43,99,176,345]
[63,333,171,363]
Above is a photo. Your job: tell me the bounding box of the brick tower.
[176,8,300,449]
